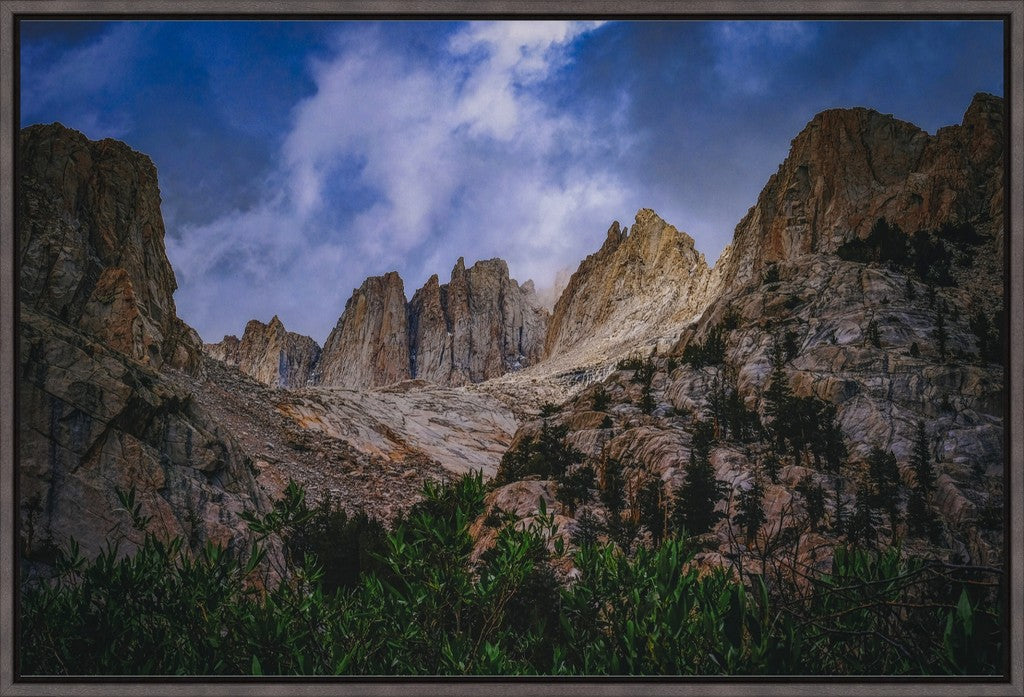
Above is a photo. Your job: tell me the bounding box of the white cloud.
[170,20,637,343]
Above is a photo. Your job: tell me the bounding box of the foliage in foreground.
[21,475,1002,677]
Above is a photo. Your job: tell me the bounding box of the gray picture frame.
[1,2,1021,695]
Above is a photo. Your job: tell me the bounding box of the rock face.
[18,124,270,563]
[544,209,718,362]
[490,94,1006,575]
[410,258,548,386]
[717,93,1004,302]
[318,272,411,388]
[206,316,320,388]
[319,259,549,389]
[18,123,204,375]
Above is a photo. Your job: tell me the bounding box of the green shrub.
[21,477,1003,676]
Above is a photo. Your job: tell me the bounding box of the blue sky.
[20,19,1004,343]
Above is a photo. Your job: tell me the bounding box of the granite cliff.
[17,124,270,563]
[310,258,548,389]
[207,316,320,388]
[17,94,1007,585]
[480,94,1005,573]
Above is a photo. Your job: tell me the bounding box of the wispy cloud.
[711,21,818,96]
[169,20,631,342]
[20,23,141,138]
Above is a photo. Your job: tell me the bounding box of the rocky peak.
[318,272,412,388]
[18,123,270,564]
[544,209,715,360]
[716,93,1004,292]
[18,122,203,374]
[206,316,321,389]
[410,257,549,385]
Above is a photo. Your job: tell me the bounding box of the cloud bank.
[166,20,634,342]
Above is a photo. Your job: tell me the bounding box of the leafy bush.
[22,476,1003,676]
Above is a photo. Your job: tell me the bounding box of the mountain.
[206,316,320,388]
[716,93,1004,307]
[315,258,549,389]
[409,257,548,386]
[16,93,1006,583]
[544,209,719,361]
[482,94,1005,570]
[317,271,412,388]
[17,124,271,562]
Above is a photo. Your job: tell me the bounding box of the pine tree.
[764,348,794,455]
[846,494,880,548]
[795,475,826,531]
[935,302,948,361]
[907,422,940,540]
[599,456,625,525]
[734,477,766,540]
[866,319,882,348]
[867,446,902,527]
[672,445,726,537]
[556,465,596,516]
[911,421,935,492]
[636,471,666,544]
[570,508,605,548]
[761,453,781,485]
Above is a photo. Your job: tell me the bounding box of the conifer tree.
[556,465,596,516]
[762,452,781,485]
[795,475,826,531]
[734,477,766,540]
[570,508,604,548]
[908,422,941,540]
[599,456,625,532]
[636,473,666,544]
[866,319,882,348]
[846,494,880,548]
[867,446,902,527]
[672,443,727,537]
[764,346,794,455]
[935,302,948,361]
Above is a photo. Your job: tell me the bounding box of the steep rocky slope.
[17,124,269,562]
[483,94,1005,573]
[315,258,548,389]
[18,123,204,374]
[409,257,548,386]
[318,271,411,388]
[206,316,320,388]
[716,93,1004,309]
[540,209,720,377]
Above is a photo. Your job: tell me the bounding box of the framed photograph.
[2,2,1021,696]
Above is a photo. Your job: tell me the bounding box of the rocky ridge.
[18,123,204,375]
[206,316,320,388]
[18,93,1007,586]
[477,94,1006,573]
[311,258,549,389]
[715,93,1004,308]
[18,124,268,563]
[545,209,717,360]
